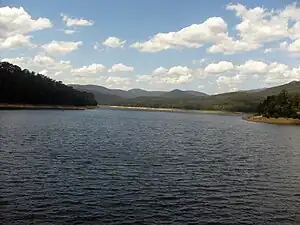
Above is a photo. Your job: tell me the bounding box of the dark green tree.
[257,90,299,118]
[0,62,97,106]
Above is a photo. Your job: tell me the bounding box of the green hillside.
[110,81,300,112]
[0,62,97,107]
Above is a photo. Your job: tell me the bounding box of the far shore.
[245,115,300,125]
[0,104,97,110]
[100,105,245,115]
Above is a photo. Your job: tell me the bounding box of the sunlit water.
[1,109,300,224]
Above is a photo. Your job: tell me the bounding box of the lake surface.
[0,109,300,224]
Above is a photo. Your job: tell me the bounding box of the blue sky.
[1,0,300,93]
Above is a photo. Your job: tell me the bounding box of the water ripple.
[1,109,300,224]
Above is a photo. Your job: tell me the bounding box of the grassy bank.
[245,115,300,125]
[0,104,97,110]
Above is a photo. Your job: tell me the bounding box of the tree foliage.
[0,62,97,106]
[257,90,300,118]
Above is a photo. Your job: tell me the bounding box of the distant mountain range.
[70,84,208,99]
[71,81,300,112]
[2,61,299,113]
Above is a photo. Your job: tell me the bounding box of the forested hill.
[72,80,300,112]
[71,84,207,99]
[0,62,97,106]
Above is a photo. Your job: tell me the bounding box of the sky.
[1,0,300,94]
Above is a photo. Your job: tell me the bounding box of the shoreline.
[100,105,245,115]
[0,104,97,110]
[245,115,300,125]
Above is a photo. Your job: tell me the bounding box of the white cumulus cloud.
[137,66,195,85]
[0,34,35,49]
[237,60,268,74]
[280,39,300,53]
[42,41,83,55]
[105,76,132,88]
[2,54,72,80]
[39,69,48,75]
[204,61,234,74]
[217,74,244,91]
[102,37,126,48]
[108,63,134,73]
[0,6,52,49]
[131,17,228,52]
[130,3,300,55]
[71,64,105,75]
[153,67,168,75]
[61,13,94,27]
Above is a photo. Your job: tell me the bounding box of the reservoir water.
[0,109,299,224]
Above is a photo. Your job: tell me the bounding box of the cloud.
[264,63,300,85]
[61,13,94,27]
[2,54,72,79]
[290,21,300,39]
[71,64,105,75]
[108,63,134,73]
[210,3,300,54]
[102,37,126,48]
[1,57,26,66]
[217,74,244,85]
[268,62,289,74]
[41,41,82,55]
[168,66,192,75]
[236,60,300,85]
[280,39,300,53]
[207,37,259,54]
[68,75,133,89]
[0,6,52,49]
[54,71,63,76]
[237,60,268,74]
[220,3,300,55]
[204,61,234,74]
[0,34,35,49]
[0,6,52,38]
[131,17,228,52]
[214,60,300,91]
[104,76,132,88]
[137,66,195,85]
[207,3,300,54]
[153,67,168,75]
[63,29,77,35]
[217,74,244,92]
[227,3,290,43]
[39,69,48,75]
[130,3,300,55]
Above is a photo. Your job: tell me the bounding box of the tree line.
[0,62,97,106]
[110,86,300,114]
[257,90,300,118]
[112,95,260,112]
